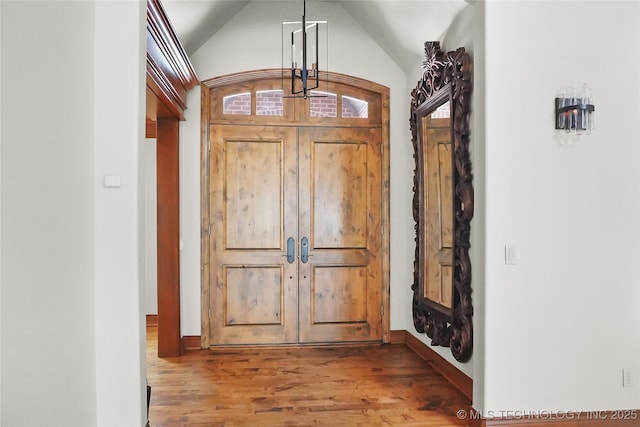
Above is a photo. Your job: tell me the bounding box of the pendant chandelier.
[282,0,328,99]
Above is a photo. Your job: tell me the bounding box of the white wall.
[181,88,202,335]
[1,2,97,425]
[1,1,147,426]
[481,0,640,413]
[145,139,158,315]
[468,0,486,408]
[179,1,412,335]
[0,2,3,422]
[94,1,147,425]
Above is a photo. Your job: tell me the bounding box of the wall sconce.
[282,0,327,99]
[555,83,595,134]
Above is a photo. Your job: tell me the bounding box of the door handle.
[300,237,309,263]
[286,237,295,264]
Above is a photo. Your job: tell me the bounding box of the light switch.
[505,245,517,265]
[104,175,121,188]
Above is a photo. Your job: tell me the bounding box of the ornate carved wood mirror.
[410,42,473,362]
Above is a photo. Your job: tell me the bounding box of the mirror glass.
[421,100,453,311]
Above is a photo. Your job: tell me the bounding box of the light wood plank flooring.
[146,325,471,426]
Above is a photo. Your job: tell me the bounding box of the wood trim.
[200,86,211,350]
[148,314,199,352]
[146,0,198,119]
[146,314,158,327]
[146,64,183,120]
[469,409,640,427]
[204,76,382,127]
[393,329,472,399]
[202,69,388,95]
[145,119,157,138]
[145,0,197,360]
[156,118,181,357]
[380,87,390,344]
[389,329,406,344]
[181,336,202,352]
[169,335,393,352]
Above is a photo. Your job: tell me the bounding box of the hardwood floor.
[146,324,471,426]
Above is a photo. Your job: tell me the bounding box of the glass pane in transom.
[310,91,337,118]
[256,90,284,116]
[342,95,368,118]
[223,92,251,115]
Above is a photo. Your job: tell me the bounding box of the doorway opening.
[200,70,390,347]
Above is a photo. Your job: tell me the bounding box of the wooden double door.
[208,124,383,345]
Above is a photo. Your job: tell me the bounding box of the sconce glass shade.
[555,83,595,134]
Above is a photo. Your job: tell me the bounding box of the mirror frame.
[410,41,473,362]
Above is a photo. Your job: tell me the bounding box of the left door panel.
[209,125,298,345]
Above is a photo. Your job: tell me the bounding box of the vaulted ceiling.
[161,0,470,70]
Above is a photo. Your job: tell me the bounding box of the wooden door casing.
[147,0,198,357]
[201,70,391,348]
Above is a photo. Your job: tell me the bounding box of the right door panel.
[298,127,383,343]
